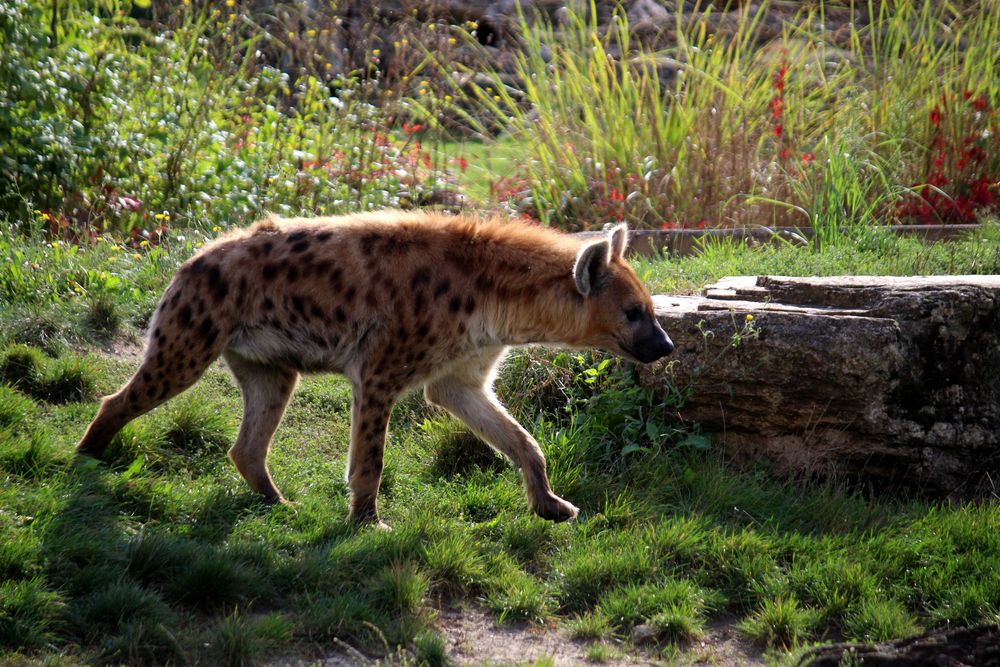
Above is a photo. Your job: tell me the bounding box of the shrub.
[0,578,65,650]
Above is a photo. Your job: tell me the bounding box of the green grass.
[0,336,997,663]
[638,222,1000,294]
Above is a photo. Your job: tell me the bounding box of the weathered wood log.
[642,276,1000,495]
[796,623,1000,666]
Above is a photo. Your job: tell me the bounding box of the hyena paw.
[532,493,579,523]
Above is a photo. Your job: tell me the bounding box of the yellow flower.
[447,37,456,45]
[225,0,234,5]
[139,240,149,248]
[287,31,295,39]
[745,314,754,321]
[196,242,204,248]
[372,49,380,56]
[307,29,316,37]
[325,62,332,70]
[444,95,452,102]
[419,89,427,95]
[465,20,478,29]
[212,225,222,233]
[111,244,121,251]
[154,213,165,220]
[493,95,501,102]
[428,24,435,31]
[133,253,142,260]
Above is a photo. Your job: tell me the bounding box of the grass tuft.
[843,598,919,643]
[0,345,45,391]
[71,580,173,642]
[412,630,449,667]
[35,355,96,403]
[737,596,821,649]
[99,617,186,666]
[210,610,291,667]
[0,578,65,650]
[0,385,34,432]
[158,394,234,455]
[374,560,429,615]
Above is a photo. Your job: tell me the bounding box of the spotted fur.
[77,211,673,526]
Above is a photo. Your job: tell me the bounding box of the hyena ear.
[608,223,628,260]
[573,239,611,297]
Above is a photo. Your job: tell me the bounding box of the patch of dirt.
[436,606,766,666]
[268,609,767,666]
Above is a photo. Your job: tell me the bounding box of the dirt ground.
[270,606,766,666]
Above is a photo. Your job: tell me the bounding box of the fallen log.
[796,623,1000,666]
[642,276,1000,496]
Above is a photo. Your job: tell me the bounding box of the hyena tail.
[77,265,236,457]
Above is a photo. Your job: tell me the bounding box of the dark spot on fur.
[318,231,333,242]
[170,291,181,308]
[413,292,425,316]
[287,230,308,243]
[188,359,197,369]
[344,286,356,302]
[291,295,306,316]
[415,323,430,338]
[426,334,437,346]
[434,278,451,299]
[360,233,379,256]
[238,276,247,300]
[210,277,228,303]
[415,350,427,362]
[335,308,347,324]
[288,312,299,325]
[330,268,343,292]
[146,386,156,398]
[411,266,431,290]
[263,264,278,281]
[290,240,310,253]
[263,297,274,310]
[310,304,324,319]
[475,274,495,292]
[464,295,476,314]
[261,241,273,256]
[142,371,152,383]
[287,266,299,282]
[449,296,462,313]
[365,291,378,308]
[457,323,467,335]
[157,386,170,401]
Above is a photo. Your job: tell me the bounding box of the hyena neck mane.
[443,217,591,347]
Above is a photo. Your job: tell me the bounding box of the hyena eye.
[625,306,644,323]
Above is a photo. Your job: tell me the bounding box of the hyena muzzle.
[77,212,673,527]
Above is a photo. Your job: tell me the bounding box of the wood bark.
[643,276,1000,496]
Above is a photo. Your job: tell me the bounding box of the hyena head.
[572,224,674,364]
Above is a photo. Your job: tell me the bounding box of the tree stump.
[642,276,1000,495]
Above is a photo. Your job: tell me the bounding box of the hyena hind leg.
[77,332,225,458]
[223,351,299,504]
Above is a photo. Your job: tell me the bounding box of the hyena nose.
[657,336,674,359]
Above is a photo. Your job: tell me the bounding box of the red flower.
[801,152,815,165]
[772,65,787,93]
[779,147,791,159]
[660,222,677,230]
[421,151,432,168]
[769,96,783,119]
[457,156,468,172]
[930,106,942,126]
[696,219,707,229]
[774,124,784,138]
[972,94,989,112]
[403,122,426,134]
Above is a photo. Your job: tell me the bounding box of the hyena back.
[78,211,673,526]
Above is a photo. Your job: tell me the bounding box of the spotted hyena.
[77,211,673,526]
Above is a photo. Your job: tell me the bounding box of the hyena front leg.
[346,380,398,527]
[424,350,579,523]
[224,352,299,504]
